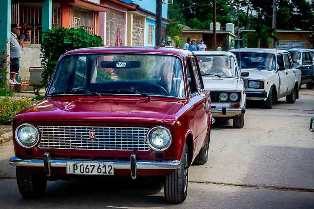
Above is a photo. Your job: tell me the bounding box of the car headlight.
[15,124,39,148]
[229,93,240,102]
[147,126,172,151]
[219,93,229,102]
[248,80,264,89]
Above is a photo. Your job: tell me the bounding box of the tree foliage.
[41,27,102,87]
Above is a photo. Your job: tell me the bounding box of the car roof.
[288,48,313,52]
[230,48,288,54]
[193,51,235,56]
[65,47,193,58]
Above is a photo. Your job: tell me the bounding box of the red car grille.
[38,126,151,151]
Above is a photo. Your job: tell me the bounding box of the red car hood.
[15,96,187,125]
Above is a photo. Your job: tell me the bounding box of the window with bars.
[11,2,62,44]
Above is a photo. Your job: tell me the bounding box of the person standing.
[10,24,22,85]
[198,40,207,51]
[183,38,191,50]
[188,40,198,51]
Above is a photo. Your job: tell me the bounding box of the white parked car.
[194,51,246,128]
[231,48,301,109]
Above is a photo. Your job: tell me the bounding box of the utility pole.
[155,0,162,47]
[213,0,217,50]
[272,0,277,48]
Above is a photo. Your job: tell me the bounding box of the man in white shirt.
[183,38,191,50]
[198,40,207,51]
[10,24,22,85]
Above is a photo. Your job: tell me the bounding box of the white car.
[231,48,301,109]
[194,51,246,128]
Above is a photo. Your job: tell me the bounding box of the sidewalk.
[0,125,12,144]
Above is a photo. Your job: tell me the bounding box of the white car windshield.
[47,54,185,98]
[197,55,235,78]
[233,52,276,71]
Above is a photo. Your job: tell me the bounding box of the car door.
[276,54,289,97]
[301,52,314,78]
[187,56,208,155]
[283,52,295,93]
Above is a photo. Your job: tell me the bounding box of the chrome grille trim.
[38,126,150,151]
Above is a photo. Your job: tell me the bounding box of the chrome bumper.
[212,108,243,117]
[10,155,181,179]
[10,156,180,170]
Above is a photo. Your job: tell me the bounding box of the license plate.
[66,162,114,176]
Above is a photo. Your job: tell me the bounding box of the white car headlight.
[15,124,39,148]
[229,93,239,102]
[147,126,172,151]
[248,80,264,89]
[219,93,229,102]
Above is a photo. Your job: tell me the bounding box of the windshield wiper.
[48,88,101,96]
[102,89,150,97]
[203,73,222,78]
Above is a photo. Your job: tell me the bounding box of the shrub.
[41,27,103,87]
[0,68,12,96]
[0,97,33,124]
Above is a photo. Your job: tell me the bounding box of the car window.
[233,52,276,71]
[49,54,185,98]
[191,57,202,89]
[187,58,198,94]
[303,52,312,65]
[283,53,292,69]
[277,54,285,70]
[197,55,235,77]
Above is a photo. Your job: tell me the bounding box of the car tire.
[264,88,276,109]
[16,167,47,198]
[193,132,210,165]
[286,86,297,104]
[306,83,314,89]
[164,146,188,204]
[233,113,245,128]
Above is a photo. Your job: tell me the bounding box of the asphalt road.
[0,89,313,209]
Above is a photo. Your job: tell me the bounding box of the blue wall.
[122,0,168,19]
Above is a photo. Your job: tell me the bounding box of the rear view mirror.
[310,117,314,132]
[241,72,249,77]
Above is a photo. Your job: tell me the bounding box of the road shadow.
[14,176,169,208]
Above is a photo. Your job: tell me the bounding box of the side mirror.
[310,117,314,132]
[241,72,249,77]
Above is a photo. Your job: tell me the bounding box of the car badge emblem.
[89,129,96,141]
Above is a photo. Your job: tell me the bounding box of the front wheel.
[193,132,210,165]
[16,167,47,198]
[164,146,188,204]
[264,88,276,109]
[233,113,245,128]
[286,87,297,104]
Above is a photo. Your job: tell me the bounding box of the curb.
[0,132,12,144]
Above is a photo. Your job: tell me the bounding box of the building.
[122,0,169,47]
[181,24,236,50]
[239,29,313,49]
[0,0,105,83]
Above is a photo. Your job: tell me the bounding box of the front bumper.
[10,155,181,179]
[245,90,267,101]
[211,103,245,118]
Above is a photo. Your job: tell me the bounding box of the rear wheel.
[164,146,188,204]
[193,132,210,165]
[233,113,245,128]
[16,167,47,198]
[286,86,297,104]
[306,83,314,89]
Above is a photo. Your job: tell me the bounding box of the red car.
[10,48,212,203]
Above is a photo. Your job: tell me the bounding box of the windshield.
[47,54,185,98]
[233,52,276,71]
[290,51,301,63]
[197,55,235,77]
